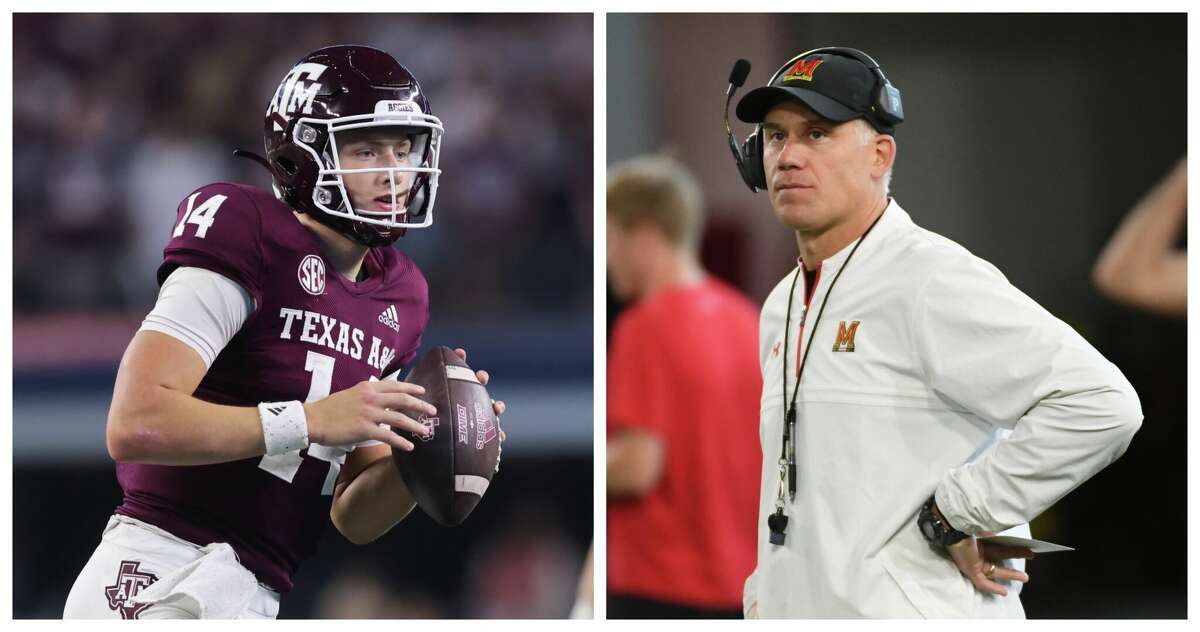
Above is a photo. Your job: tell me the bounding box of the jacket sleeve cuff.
[934,473,987,535]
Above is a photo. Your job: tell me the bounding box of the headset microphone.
[725,59,758,191]
[728,58,751,89]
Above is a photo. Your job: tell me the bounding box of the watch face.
[920,519,936,542]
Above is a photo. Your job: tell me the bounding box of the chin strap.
[233,149,279,179]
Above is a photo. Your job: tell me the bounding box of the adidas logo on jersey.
[378,305,401,332]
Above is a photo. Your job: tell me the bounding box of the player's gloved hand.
[303,380,437,452]
[946,532,1034,597]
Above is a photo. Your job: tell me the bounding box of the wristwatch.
[918,495,968,547]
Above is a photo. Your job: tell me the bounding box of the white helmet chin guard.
[295,109,443,230]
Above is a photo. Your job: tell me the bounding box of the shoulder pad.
[158,183,265,300]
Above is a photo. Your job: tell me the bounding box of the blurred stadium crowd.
[13,13,593,619]
[14,13,592,315]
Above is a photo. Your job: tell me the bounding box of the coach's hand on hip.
[946,534,1034,597]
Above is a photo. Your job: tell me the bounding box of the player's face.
[761,101,879,233]
[336,128,421,215]
[606,216,642,301]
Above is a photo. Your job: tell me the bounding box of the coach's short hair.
[607,154,704,248]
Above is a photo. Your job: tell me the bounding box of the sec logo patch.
[298,254,326,295]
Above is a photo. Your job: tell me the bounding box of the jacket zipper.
[795,263,822,377]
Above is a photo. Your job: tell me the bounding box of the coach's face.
[762,100,888,233]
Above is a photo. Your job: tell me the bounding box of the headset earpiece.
[742,128,766,192]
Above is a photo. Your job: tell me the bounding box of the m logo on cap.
[780,58,824,83]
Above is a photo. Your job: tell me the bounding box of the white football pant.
[63,515,280,619]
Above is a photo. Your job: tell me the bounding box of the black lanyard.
[768,207,886,546]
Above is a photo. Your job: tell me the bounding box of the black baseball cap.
[736,52,896,135]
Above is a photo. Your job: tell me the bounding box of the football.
[391,346,501,526]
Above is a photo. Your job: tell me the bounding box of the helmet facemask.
[294,109,443,232]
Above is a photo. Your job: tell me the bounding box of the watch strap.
[918,495,968,547]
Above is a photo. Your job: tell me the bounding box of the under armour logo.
[772,341,781,358]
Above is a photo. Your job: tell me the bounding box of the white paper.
[979,534,1074,553]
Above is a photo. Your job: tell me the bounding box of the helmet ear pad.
[406,172,431,221]
[741,127,767,192]
[400,139,436,223]
[269,143,319,210]
[268,135,365,239]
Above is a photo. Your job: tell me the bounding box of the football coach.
[724,47,1143,618]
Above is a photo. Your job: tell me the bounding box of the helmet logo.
[268,62,329,131]
[298,254,326,295]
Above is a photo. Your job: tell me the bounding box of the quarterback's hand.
[946,532,1034,597]
[303,380,437,452]
[453,347,505,474]
[452,347,507,440]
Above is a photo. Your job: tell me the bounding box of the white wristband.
[258,401,310,455]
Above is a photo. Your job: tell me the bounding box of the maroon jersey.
[114,182,429,593]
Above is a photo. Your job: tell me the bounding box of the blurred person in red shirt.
[606,154,761,618]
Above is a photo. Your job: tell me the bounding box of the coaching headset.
[723,47,904,192]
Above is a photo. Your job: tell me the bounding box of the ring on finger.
[985,562,997,579]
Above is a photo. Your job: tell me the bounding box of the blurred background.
[608,13,1185,618]
[13,13,593,618]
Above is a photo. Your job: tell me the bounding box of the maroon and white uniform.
[66,44,447,620]
[111,182,428,594]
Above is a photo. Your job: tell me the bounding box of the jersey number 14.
[173,193,227,239]
[257,351,363,495]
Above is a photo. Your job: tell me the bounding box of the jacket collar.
[798,197,911,277]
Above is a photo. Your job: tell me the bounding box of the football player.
[63,45,505,619]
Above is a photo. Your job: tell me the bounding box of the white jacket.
[745,200,1142,618]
